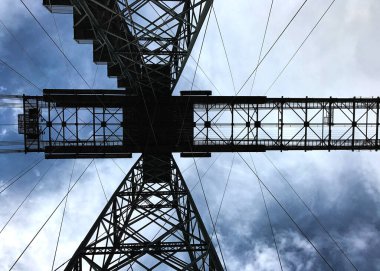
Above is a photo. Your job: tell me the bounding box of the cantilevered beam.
[18,91,380,157]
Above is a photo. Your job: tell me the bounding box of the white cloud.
[1,0,380,270]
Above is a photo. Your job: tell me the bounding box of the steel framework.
[43,0,212,95]
[12,0,377,269]
[65,154,223,270]
[33,1,226,270]
[19,92,380,157]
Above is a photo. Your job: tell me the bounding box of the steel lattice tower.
[38,0,223,270]
[66,154,223,270]
[13,0,380,270]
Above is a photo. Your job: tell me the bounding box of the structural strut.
[65,154,223,270]
[18,90,380,158]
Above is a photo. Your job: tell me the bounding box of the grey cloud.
[1,0,380,270]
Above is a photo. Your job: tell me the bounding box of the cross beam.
[42,0,213,94]
[18,90,380,158]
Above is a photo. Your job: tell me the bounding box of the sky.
[0,0,380,270]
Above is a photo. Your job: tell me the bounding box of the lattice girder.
[43,0,213,94]
[65,154,223,270]
[19,92,380,157]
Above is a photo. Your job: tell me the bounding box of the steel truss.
[43,0,212,94]
[65,154,223,270]
[19,93,380,157]
[13,1,376,270]
[192,96,380,151]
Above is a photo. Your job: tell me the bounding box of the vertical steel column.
[304,97,308,149]
[280,98,284,150]
[92,106,95,146]
[256,103,259,145]
[231,103,234,144]
[48,100,52,148]
[22,94,27,153]
[328,97,332,149]
[352,97,356,151]
[376,98,379,149]
[75,106,78,147]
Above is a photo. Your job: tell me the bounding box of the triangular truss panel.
[44,0,213,94]
[65,154,223,270]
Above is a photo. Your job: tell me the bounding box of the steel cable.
[148,2,221,94]
[0,18,47,80]
[236,0,309,95]
[9,159,94,270]
[19,0,92,88]
[265,0,336,95]
[205,153,236,270]
[212,7,236,94]
[249,153,283,271]
[94,160,109,202]
[191,154,228,271]
[51,160,76,271]
[6,1,142,154]
[238,153,335,271]
[0,57,42,91]
[264,153,358,270]
[0,161,54,236]
[0,157,44,194]
[249,0,274,95]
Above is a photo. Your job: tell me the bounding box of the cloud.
[0,0,380,270]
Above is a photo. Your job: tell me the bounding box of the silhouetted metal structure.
[14,0,380,270]
[37,0,224,270]
[43,0,212,95]
[20,91,380,158]
[65,154,223,270]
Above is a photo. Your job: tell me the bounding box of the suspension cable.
[189,153,222,192]
[265,0,336,95]
[191,8,213,91]
[249,153,283,271]
[51,160,76,271]
[214,154,234,227]
[49,0,75,90]
[212,7,236,94]
[0,57,41,91]
[6,1,142,151]
[94,160,108,201]
[201,0,309,127]
[237,0,309,95]
[0,18,46,79]
[0,161,54,236]
[264,153,358,270]
[9,159,94,270]
[238,153,334,270]
[0,157,44,194]
[53,258,70,271]
[148,2,218,94]
[190,60,222,95]
[205,153,235,270]
[19,0,92,88]
[191,154,228,270]
[250,0,274,95]
[177,7,213,147]
[188,11,237,268]
[0,156,42,191]
[111,158,126,175]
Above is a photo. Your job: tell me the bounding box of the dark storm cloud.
[1,0,380,270]
[190,152,380,270]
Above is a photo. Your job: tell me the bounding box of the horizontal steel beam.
[18,91,380,157]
